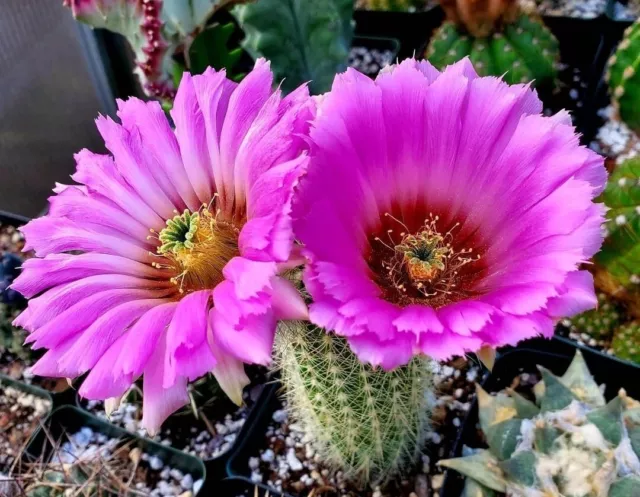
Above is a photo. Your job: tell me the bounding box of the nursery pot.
[226,382,290,496]
[25,405,207,496]
[350,35,402,77]
[440,337,640,497]
[74,381,271,483]
[354,7,445,59]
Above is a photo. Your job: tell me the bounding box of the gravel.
[0,383,51,473]
[349,45,396,77]
[611,0,640,20]
[244,356,484,497]
[83,380,266,460]
[534,0,606,18]
[52,427,203,497]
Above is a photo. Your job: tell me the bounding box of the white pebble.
[286,448,303,472]
[149,456,164,471]
[180,474,193,490]
[272,410,288,423]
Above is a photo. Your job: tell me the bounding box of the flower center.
[152,206,240,296]
[369,212,484,308]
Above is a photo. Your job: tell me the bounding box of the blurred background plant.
[564,157,640,364]
[424,0,559,86]
[63,0,252,107]
[440,351,640,496]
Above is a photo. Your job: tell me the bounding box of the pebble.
[536,0,606,18]
[261,449,275,462]
[286,448,304,472]
[272,410,288,423]
[180,474,194,490]
[149,456,164,471]
[249,456,261,470]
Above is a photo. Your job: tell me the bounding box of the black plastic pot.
[440,336,640,497]
[0,210,30,227]
[226,382,289,496]
[24,405,208,495]
[75,382,271,484]
[221,477,277,496]
[354,7,445,59]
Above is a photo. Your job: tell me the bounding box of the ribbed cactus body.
[276,322,434,485]
[596,157,640,300]
[607,21,640,131]
[426,14,559,86]
[612,322,640,363]
[440,351,640,497]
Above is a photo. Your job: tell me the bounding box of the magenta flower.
[294,58,607,370]
[13,60,311,432]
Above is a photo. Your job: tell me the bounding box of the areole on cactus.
[607,20,640,131]
[439,350,640,497]
[425,0,559,86]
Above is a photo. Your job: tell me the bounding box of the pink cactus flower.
[294,58,607,370]
[13,60,311,433]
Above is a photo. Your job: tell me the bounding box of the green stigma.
[397,233,449,283]
[158,209,200,255]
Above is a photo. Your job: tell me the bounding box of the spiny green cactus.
[596,157,640,301]
[425,9,559,86]
[612,321,640,364]
[607,20,640,131]
[276,322,434,485]
[439,350,640,497]
[567,292,622,340]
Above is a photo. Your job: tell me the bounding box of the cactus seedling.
[607,20,640,131]
[276,322,435,485]
[425,0,559,86]
[439,350,640,497]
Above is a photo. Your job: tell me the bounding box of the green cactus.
[64,0,248,101]
[612,321,640,364]
[357,0,424,11]
[566,292,622,340]
[0,303,32,363]
[439,350,640,497]
[232,0,354,95]
[607,21,640,131]
[425,13,559,86]
[596,157,640,300]
[276,322,434,485]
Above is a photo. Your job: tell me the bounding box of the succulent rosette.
[12,59,311,432]
[294,58,607,369]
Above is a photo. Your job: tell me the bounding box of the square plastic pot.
[440,336,640,497]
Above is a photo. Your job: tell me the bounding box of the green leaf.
[610,476,640,497]
[462,478,498,497]
[438,450,507,492]
[485,419,523,460]
[628,424,640,459]
[509,389,540,419]
[560,350,605,406]
[586,395,624,445]
[476,384,517,433]
[189,22,244,77]
[595,157,640,291]
[534,422,560,454]
[538,366,577,412]
[498,450,537,487]
[233,0,354,94]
